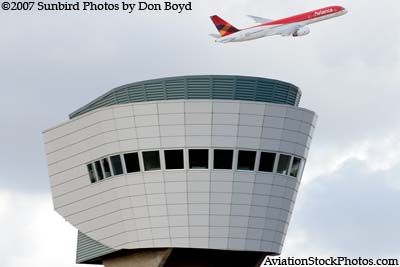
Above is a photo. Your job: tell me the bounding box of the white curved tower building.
[43,75,317,267]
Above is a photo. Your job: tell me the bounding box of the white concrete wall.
[43,100,317,254]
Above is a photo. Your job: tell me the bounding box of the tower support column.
[103,248,173,267]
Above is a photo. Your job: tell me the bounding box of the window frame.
[213,149,234,170]
[94,160,104,181]
[164,149,185,170]
[123,152,141,174]
[87,163,97,183]
[236,150,257,171]
[276,154,292,176]
[141,150,162,172]
[86,148,306,185]
[110,154,124,176]
[188,149,209,170]
[258,152,277,173]
[101,157,112,178]
[289,157,303,178]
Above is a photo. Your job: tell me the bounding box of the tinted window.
[189,149,208,169]
[214,149,233,169]
[110,155,124,175]
[237,150,256,170]
[290,157,302,177]
[164,150,184,170]
[259,152,276,172]
[102,158,112,178]
[87,163,96,183]
[124,153,140,173]
[94,160,104,180]
[143,151,161,171]
[277,154,291,175]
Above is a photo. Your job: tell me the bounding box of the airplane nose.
[342,8,348,14]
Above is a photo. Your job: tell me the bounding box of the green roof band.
[70,75,301,119]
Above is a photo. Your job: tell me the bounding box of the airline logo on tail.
[210,15,239,37]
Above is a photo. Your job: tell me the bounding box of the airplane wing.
[247,15,274,24]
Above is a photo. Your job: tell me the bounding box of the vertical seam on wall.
[208,100,214,248]
[184,100,190,246]
[249,103,267,251]
[228,101,242,249]
[125,104,140,248]
[156,102,173,246]
[134,104,155,247]
[280,170,292,251]
[271,107,290,250]
[109,106,131,248]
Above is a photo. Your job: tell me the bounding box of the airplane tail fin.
[210,15,239,37]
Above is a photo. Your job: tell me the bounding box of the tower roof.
[70,75,301,119]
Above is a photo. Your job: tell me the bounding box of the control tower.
[43,75,317,267]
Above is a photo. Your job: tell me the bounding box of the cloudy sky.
[1,0,400,266]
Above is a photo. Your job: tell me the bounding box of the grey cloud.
[287,158,400,257]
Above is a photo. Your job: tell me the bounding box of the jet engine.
[293,27,310,37]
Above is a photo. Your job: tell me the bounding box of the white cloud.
[0,192,90,267]
[303,128,400,187]
[0,192,10,218]
[285,157,400,259]
[282,230,340,258]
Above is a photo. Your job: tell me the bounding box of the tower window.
[213,149,233,170]
[143,151,161,171]
[164,150,184,170]
[110,155,123,176]
[87,163,96,183]
[102,158,112,178]
[277,154,291,175]
[189,149,209,169]
[124,153,140,173]
[237,150,256,171]
[290,157,302,177]
[259,152,276,172]
[94,160,104,180]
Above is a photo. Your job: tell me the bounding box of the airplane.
[210,6,348,43]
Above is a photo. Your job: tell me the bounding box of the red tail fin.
[210,15,239,37]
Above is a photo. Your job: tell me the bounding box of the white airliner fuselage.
[210,6,348,43]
